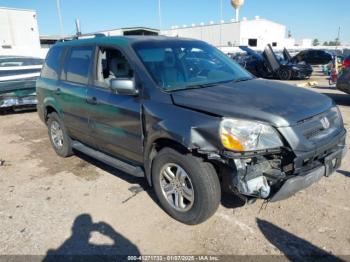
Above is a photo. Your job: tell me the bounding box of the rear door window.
[41,46,65,80]
[63,46,94,84]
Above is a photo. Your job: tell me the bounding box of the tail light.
[343,58,350,68]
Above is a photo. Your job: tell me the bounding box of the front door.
[86,46,144,164]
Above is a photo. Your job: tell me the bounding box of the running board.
[71,141,145,178]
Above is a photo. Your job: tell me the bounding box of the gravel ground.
[0,68,349,260]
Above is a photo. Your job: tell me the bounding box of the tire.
[152,148,221,225]
[47,112,73,157]
[278,68,292,80]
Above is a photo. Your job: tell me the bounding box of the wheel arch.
[144,136,191,186]
[43,100,62,124]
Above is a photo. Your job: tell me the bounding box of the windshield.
[133,40,253,91]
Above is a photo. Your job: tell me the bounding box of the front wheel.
[152,148,221,225]
[278,68,292,80]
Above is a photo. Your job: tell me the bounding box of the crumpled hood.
[171,79,333,127]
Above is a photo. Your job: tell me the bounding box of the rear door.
[36,46,65,118]
[58,45,95,145]
[86,45,144,164]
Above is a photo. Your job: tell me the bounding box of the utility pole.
[220,0,223,47]
[158,0,162,31]
[56,0,64,36]
[336,26,341,50]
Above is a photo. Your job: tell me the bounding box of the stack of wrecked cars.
[234,45,313,80]
[0,56,43,112]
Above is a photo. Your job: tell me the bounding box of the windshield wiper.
[185,79,235,90]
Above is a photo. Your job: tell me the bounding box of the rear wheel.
[152,148,221,225]
[278,68,292,80]
[47,112,73,157]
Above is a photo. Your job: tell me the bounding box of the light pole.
[56,0,64,36]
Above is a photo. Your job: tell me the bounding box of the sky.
[1,0,349,44]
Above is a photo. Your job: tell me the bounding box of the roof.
[0,6,36,13]
[97,26,159,33]
[165,18,285,31]
[40,35,72,41]
[54,35,198,47]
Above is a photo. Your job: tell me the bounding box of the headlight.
[292,66,300,71]
[220,118,283,151]
[330,106,343,127]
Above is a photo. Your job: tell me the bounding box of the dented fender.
[141,100,223,185]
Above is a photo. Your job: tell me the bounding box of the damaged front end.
[220,149,294,201]
[215,108,347,203]
[0,80,37,110]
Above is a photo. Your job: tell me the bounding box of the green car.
[0,56,43,111]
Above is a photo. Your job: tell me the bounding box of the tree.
[313,39,320,46]
[323,41,329,46]
[334,38,341,46]
[326,38,341,46]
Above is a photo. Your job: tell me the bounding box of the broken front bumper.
[270,146,346,202]
[0,96,37,109]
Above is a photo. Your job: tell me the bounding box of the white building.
[161,17,287,50]
[0,7,44,57]
[94,27,159,37]
[296,38,312,48]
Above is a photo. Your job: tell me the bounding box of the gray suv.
[36,36,347,224]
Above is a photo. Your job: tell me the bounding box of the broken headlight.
[220,118,283,152]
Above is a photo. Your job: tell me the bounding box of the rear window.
[63,46,94,84]
[41,46,64,80]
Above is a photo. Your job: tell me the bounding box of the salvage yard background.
[0,69,349,258]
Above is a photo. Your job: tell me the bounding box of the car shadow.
[43,214,140,262]
[257,218,343,262]
[0,108,36,115]
[311,85,336,90]
[73,151,157,201]
[337,170,350,178]
[319,92,350,106]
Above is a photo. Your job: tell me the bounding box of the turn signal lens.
[220,133,244,151]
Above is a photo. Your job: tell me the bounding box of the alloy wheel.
[50,120,64,149]
[159,163,194,212]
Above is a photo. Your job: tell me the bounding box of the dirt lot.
[0,69,349,260]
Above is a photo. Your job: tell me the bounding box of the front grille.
[297,108,341,141]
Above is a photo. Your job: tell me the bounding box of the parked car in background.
[336,66,350,94]
[342,55,350,69]
[236,45,312,80]
[292,49,332,65]
[0,56,43,111]
[37,36,346,224]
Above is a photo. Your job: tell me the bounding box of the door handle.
[86,96,98,105]
[54,88,61,95]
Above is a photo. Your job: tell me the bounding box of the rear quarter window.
[63,46,94,85]
[41,46,64,80]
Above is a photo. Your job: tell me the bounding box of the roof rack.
[59,33,106,42]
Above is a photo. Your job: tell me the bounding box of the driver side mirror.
[110,78,138,96]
